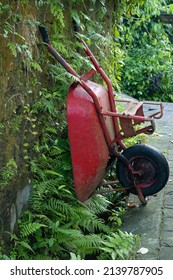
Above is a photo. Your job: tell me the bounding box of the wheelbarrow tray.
[67,80,115,202]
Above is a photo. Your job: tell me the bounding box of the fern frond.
[74,234,103,257]
[77,234,103,248]
[45,198,80,220]
[80,216,110,234]
[17,241,35,253]
[30,180,59,212]
[20,222,47,237]
[66,205,110,234]
[84,194,111,215]
[52,227,83,251]
[55,227,82,238]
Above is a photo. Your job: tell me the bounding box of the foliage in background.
[117,0,173,101]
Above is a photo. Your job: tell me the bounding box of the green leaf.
[18,241,35,253]
[45,170,63,177]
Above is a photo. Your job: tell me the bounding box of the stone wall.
[0,0,43,235]
[0,0,117,237]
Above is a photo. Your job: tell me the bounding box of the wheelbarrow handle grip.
[73,19,80,33]
[39,25,50,44]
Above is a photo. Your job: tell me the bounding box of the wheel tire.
[116,144,169,197]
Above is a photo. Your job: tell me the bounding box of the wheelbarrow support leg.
[111,143,147,205]
[131,176,148,205]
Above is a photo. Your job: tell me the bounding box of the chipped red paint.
[67,80,114,201]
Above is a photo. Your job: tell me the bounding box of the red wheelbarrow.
[39,26,169,205]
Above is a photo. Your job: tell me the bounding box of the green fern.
[84,194,111,215]
[17,241,35,253]
[74,234,104,257]
[99,231,140,260]
[79,216,110,234]
[45,198,79,219]
[20,222,47,237]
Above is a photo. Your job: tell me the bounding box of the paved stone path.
[121,102,173,260]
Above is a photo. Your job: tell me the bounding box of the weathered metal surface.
[67,80,114,201]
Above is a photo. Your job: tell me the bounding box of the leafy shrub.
[119,0,173,101]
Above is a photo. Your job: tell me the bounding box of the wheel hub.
[130,157,157,188]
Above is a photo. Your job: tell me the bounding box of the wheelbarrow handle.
[73,19,80,33]
[39,26,50,44]
[39,25,80,78]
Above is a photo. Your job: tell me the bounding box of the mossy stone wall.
[0,0,117,236]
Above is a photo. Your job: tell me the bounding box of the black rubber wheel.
[116,144,169,197]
